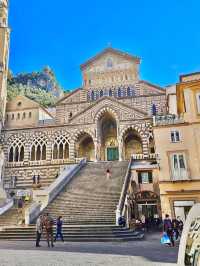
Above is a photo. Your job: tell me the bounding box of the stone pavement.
[0,233,178,266]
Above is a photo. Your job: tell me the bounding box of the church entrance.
[107,147,119,161]
[97,111,118,161]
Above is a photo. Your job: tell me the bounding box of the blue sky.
[9,0,200,90]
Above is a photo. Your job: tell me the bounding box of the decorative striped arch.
[72,128,96,142]
[94,106,119,124]
[120,125,145,142]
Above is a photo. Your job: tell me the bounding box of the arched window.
[17,113,20,120]
[31,145,36,161]
[127,87,131,97]
[15,146,19,162]
[59,143,64,159]
[36,146,41,160]
[8,136,25,163]
[52,134,70,160]
[100,90,104,98]
[109,89,113,97]
[30,135,47,161]
[152,104,157,116]
[23,112,26,119]
[91,91,95,101]
[118,87,122,97]
[42,145,46,160]
[9,147,14,162]
[107,58,113,68]
[53,144,58,159]
[19,146,24,161]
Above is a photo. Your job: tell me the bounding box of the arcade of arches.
[7,112,148,163]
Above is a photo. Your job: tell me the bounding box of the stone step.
[0,224,144,242]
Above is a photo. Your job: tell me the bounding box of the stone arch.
[95,108,119,161]
[73,129,95,142]
[73,130,95,161]
[120,125,149,158]
[94,106,119,124]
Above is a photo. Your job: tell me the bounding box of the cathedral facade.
[1,47,167,189]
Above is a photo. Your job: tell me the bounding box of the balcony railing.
[132,153,159,160]
[153,114,185,126]
[171,168,189,181]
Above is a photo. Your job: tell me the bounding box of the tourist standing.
[36,215,43,247]
[36,174,40,184]
[163,214,174,247]
[141,214,146,230]
[54,216,64,242]
[106,169,111,179]
[177,216,184,234]
[172,217,179,240]
[44,213,54,247]
[32,175,36,185]
[11,176,17,188]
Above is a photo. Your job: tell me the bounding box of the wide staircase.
[0,161,145,241]
[44,161,128,225]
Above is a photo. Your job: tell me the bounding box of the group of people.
[163,214,183,247]
[36,214,64,248]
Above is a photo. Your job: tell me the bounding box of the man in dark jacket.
[54,216,64,242]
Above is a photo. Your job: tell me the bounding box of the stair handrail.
[116,158,133,225]
[0,198,14,215]
[27,158,87,224]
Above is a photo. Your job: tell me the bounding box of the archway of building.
[75,133,95,161]
[97,111,118,161]
[122,128,143,160]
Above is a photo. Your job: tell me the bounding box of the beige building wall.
[154,73,200,220]
[5,95,53,128]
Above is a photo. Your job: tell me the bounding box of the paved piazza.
[0,233,178,266]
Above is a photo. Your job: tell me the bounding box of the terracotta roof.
[80,47,141,70]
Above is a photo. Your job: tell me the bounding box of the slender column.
[69,140,75,162]
[118,138,123,161]
[24,143,30,164]
[142,136,149,158]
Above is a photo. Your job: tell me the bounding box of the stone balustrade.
[132,153,159,160]
[153,114,185,126]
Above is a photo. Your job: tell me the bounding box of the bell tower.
[0,0,9,196]
[0,0,9,131]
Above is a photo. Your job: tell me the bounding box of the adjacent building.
[153,72,200,222]
[0,0,9,193]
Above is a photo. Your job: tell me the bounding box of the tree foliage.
[7,83,57,107]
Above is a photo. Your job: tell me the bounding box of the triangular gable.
[6,95,40,111]
[56,88,81,105]
[80,47,140,70]
[69,96,147,125]
[139,80,165,94]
